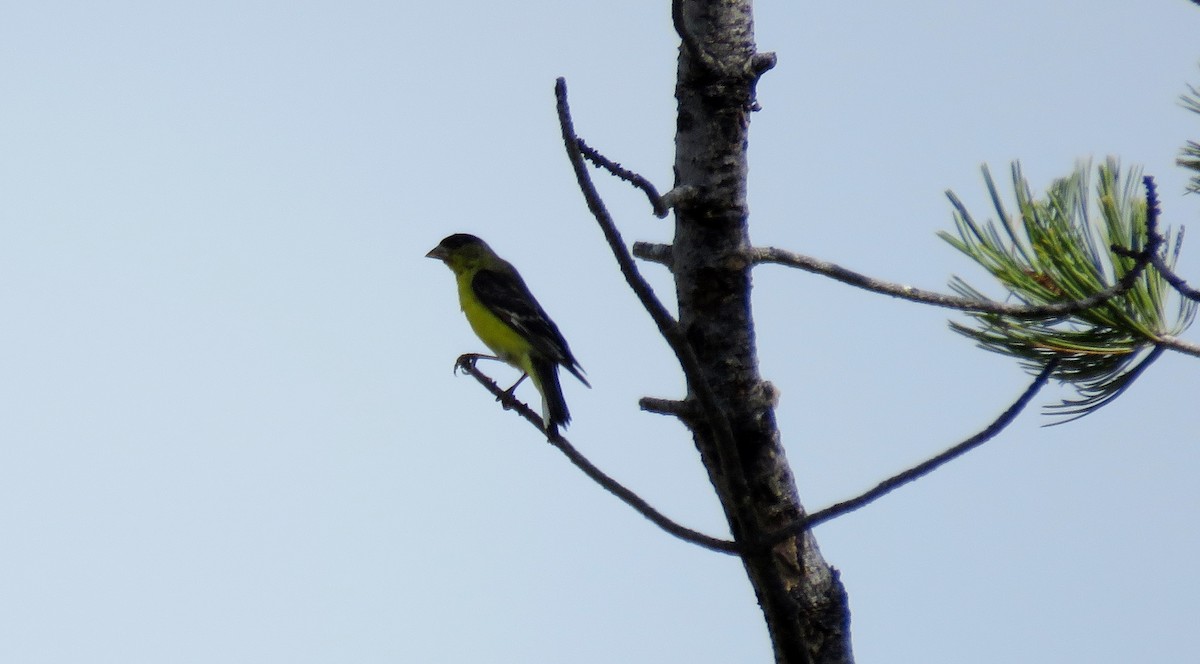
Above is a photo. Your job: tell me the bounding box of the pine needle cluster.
[941,159,1196,423]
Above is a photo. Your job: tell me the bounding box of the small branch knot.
[632,241,673,269]
[757,380,781,408]
[751,52,777,77]
[661,185,700,211]
[640,396,700,420]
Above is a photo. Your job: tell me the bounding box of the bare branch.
[741,175,1165,322]
[749,245,1154,319]
[454,355,739,555]
[575,137,669,218]
[555,77,754,535]
[760,360,1059,548]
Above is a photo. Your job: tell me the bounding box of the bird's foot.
[454,353,495,374]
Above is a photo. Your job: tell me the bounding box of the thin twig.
[454,355,739,555]
[575,137,668,218]
[759,360,1059,548]
[555,77,753,538]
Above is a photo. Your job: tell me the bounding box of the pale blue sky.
[1,1,1198,662]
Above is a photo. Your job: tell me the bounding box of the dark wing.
[472,267,588,385]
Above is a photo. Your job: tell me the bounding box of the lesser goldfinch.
[427,233,589,432]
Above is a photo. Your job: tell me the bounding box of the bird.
[426,233,589,434]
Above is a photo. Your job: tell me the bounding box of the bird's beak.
[426,245,447,261]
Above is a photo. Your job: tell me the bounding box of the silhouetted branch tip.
[1106,180,1198,302]
[1143,176,1161,226]
[1140,176,1163,259]
[1155,260,1200,302]
[1134,175,1200,302]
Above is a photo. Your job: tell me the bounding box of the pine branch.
[943,161,1197,422]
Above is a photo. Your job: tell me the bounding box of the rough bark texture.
[671,2,854,662]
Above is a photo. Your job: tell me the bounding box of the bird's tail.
[531,357,570,433]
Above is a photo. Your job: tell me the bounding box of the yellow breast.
[457,272,535,375]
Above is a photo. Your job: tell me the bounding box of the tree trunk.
[671,2,854,662]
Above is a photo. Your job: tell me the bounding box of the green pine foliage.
[941,159,1196,424]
